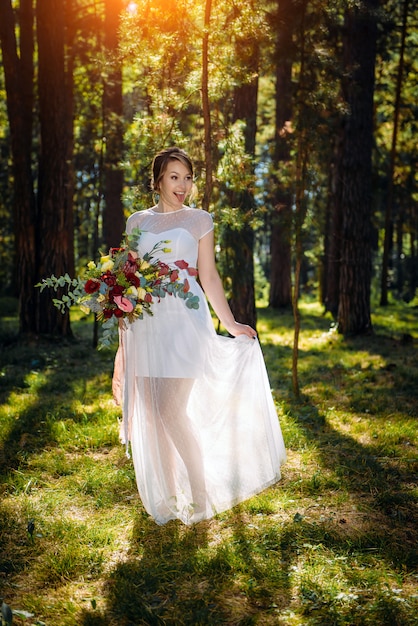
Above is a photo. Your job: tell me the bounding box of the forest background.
[0,0,417,345]
[0,2,417,624]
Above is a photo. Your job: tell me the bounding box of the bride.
[113,147,286,525]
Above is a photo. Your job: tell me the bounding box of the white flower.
[101,259,114,272]
[137,287,146,300]
[126,286,138,298]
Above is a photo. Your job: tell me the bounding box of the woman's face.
[157,159,193,210]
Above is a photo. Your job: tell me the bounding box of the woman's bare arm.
[197,230,256,338]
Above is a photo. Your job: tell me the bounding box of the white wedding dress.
[113,207,286,525]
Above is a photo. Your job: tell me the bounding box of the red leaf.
[187,267,198,276]
[158,263,170,276]
[174,260,189,270]
[183,278,190,293]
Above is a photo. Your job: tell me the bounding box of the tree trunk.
[408,212,417,300]
[291,1,308,398]
[103,0,125,249]
[0,0,36,335]
[269,0,295,310]
[223,221,256,326]
[395,200,404,296]
[337,0,378,336]
[222,39,259,329]
[380,0,409,305]
[323,126,344,318]
[36,0,74,336]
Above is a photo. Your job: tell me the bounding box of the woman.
[113,147,286,525]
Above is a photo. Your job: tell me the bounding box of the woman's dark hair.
[151,147,194,193]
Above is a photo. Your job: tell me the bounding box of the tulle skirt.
[113,281,286,525]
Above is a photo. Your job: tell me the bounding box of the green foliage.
[36,274,86,314]
[1,0,417,318]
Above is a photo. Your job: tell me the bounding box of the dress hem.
[152,470,285,526]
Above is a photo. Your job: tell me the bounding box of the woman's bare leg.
[151,377,207,514]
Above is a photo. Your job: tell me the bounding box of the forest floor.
[0,298,417,625]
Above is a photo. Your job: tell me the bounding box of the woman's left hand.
[226,321,257,339]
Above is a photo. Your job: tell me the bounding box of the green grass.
[0,299,417,625]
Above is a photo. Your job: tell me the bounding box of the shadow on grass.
[0,336,106,473]
[78,308,417,625]
[1,304,416,625]
[0,330,115,582]
[79,513,291,625]
[78,480,417,626]
[284,398,417,562]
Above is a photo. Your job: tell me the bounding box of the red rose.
[103,308,113,319]
[126,272,140,287]
[102,271,117,286]
[85,279,100,294]
[144,293,153,303]
[108,285,124,302]
[123,253,138,274]
[114,308,124,318]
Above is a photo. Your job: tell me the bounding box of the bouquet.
[37,228,200,349]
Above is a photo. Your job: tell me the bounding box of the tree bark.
[269,0,296,309]
[103,0,125,249]
[291,1,308,398]
[380,0,409,305]
[222,35,259,329]
[36,0,74,336]
[337,0,378,335]
[0,0,36,335]
[323,126,344,318]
